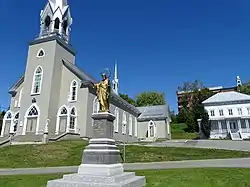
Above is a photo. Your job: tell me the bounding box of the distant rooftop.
[137,105,170,121]
[202,91,250,104]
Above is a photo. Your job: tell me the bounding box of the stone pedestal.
[46,112,146,187]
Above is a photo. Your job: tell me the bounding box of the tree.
[186,112,196,132]
[135,92,166,107]
[119,93,136,106]
[0,111,5,133]
[170,109,177,124]
[200,109,211,139]
[176,107,189,123]
[237,82,250,95]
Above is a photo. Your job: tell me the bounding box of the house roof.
[136,105,170,121]
[202,91,250,104]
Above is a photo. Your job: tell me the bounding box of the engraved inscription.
[93,121,106,137]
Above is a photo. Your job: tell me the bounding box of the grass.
[1,140,250,168]
[171,123,198,139]
[1,168,250,187]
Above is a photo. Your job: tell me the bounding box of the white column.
[237,119,242,132]
[218,121,222,134]
[246,119,250,132]
[226,120,230,133]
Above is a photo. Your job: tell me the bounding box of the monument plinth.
[46,112,146,187]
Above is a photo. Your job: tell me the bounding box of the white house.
[199,91,250,140]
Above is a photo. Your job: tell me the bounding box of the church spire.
[112,60,119,95]
[39,0,73,43]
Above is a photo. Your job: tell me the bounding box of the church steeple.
[112,60,119,94]
[39,0,73,43]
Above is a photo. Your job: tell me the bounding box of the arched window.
[134,117,138,137]
[6,112,12,119]
[148,120,156,138]
[28,106,39,116]
[93,97,100,113]
[69,107,77,130]
[54,18,60,30]
[122,111,127,134]
[31,66,43,95]
[62,20,68,33]
[60,107,68,115]
[114,108,119,133]
[45,16,51,28]
[36,49,45,58]
[129,114,133,136]
[69,80,78,102]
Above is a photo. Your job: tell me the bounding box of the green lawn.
[1,140,250,168]
[1,168,250,187]
[171,123,198,139]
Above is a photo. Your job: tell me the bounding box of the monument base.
[47,171,145,187]
[46,112,146,186]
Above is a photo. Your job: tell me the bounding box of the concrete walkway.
[148,140,250,152]
[1,157,250,176]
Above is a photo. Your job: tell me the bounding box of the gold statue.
[91,72,111,113]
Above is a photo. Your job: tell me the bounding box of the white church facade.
[199,91,250,140]
[0,0,171,144]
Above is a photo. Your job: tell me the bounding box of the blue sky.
[1,0,250,112]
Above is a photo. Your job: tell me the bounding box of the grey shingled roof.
[137,105,170,121]
[202,91,250,104]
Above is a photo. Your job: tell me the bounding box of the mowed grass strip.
[1,168,250,187]
[1,140,250,168]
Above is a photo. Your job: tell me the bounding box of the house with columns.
[0,0,171,144]
[199,91,250,140]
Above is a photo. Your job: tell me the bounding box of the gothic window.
[15,113,19,119]
[60,107,68,115]
[69,107,77,129]
[36,49,45,58]
[28,106,39,116]
[62,20,68,33]
[6,112,12,119]
[31,66,43,94]
[134,117,138,137]
[129,114,133,136]
[114,108,119,133]
[54,18,60,30]
[45,16,51,28]
[122,111,127,134]
[69,80,78,102]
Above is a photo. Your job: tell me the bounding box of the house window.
[31,66,43,95]
[210,110,215,116]
[219,110,224,116]
[237,108,242,115]
[69,80,78,102]
[247,108,250,115]
[228,109,233,116]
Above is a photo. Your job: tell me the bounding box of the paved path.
[1,157,250,176]
[148,140,250,152]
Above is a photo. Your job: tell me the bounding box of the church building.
[0,0,171,144]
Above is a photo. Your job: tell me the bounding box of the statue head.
[100,68,110,80]
[101,73,107,80]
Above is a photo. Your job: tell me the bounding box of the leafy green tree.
[200,109,211,139]
[186,112,196,132]
[237,82,250,95]
[176,107,189,123]
[170,109,177,124]
[135,92,166,107]
[119,93,136,106]
[0,111,5,133]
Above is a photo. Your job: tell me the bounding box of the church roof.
[137,105,170,122]
[202,91,250,104]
